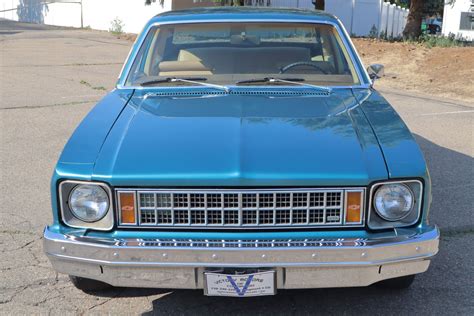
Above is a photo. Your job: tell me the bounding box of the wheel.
[377,274,416,289]
[69,275,112,292]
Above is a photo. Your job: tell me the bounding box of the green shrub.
[369,25,378,38]
[109,17,124,36]
[411,34,466,48]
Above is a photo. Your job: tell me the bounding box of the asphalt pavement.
[0,19,473,315]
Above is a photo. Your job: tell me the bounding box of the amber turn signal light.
[119,192,136,224]
[345,191,363,224]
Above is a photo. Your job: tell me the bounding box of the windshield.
[125,22,360,87]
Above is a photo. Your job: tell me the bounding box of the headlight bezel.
[59,180,114,231]
[368,179,423,230]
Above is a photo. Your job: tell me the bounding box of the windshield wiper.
[140,77,230,93]
[236,77,304,84]
[140,77,207,85]
[235,77,331,93]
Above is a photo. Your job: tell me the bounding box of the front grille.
[117,189,365,229]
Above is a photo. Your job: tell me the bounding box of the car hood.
[92,88,388,186]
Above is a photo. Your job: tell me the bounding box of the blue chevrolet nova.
[43,8,439,296]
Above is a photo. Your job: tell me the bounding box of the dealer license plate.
[204,270,276,297]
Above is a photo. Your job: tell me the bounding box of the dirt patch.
[117,33,138,42]
[353,38,474,103]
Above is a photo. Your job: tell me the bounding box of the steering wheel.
[280,61,328,74]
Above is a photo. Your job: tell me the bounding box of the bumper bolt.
[60,246,66,253]
[212,254,218,260]
[416,246,421,252]
[113,252,119,258]
[261,254,266,259]
[361,252,367,258]
[162,253,168,259]
[312,253,317,259]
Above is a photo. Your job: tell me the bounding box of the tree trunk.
[314,0,325,11]
[403,0,424,39]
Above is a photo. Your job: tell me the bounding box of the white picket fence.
[264,0,409,38]
[1,0,408,37]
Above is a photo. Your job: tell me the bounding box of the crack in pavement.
[0,285,29,305]
[0,33,130,46]
[0,62,123,68]
[0,100,98,111]
[3,234,43,252]
[7,238,38,251]
[0,275,64,306]
[76,36,131,46]
[0,229,37,236]
[87,291,123,311]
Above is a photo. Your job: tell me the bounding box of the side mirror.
[367,64,385,80]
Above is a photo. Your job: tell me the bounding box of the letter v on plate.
[227,275,254,296]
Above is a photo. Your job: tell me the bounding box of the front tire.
[69,275,112,292]
[378,274,416,289]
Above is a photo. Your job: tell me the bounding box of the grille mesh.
[119,189,364,228]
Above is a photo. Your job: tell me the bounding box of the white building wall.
[82,0,172,34]
[442,0,473,40]
[0,0,171,33]
[44,2,82,28]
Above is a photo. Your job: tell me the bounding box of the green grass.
[413,34,466,48]
[109,17,124,36]
[371,32,469,48]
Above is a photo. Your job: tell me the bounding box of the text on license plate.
[205,271,276,297]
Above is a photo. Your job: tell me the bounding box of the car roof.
[150,7,339,25]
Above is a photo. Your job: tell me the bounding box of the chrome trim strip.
[116,19,370,89]
[368,180,423,230]
[55,234,417,249]
[47,251,436,268]
[115,188,365,229]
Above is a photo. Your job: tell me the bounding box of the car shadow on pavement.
[138,286,415,315]
[412,134,473,231]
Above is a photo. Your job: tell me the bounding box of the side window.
[459,12,474,31]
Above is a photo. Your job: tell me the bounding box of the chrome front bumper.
[43,226,439,289]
